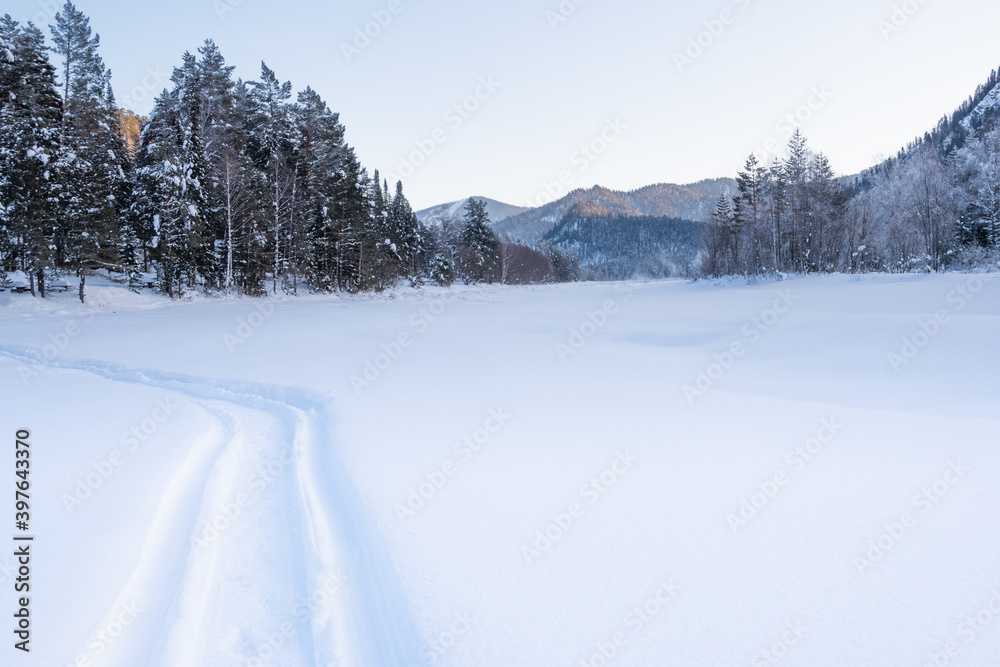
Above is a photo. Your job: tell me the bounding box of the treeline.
[0,4,574,302]
[702,120,1000,277]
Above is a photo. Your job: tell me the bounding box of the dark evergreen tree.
[0,19,63,296]
[733,154,767,273]
[134,55,214,298]
[460,198,499,283]
[388,180,424,285]
[50,3,128,301]
[783,129,811,272]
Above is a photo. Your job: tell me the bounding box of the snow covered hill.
[1,273,998,666]
[494,180,734,244]
[415,197,529,227]
[961,78,1000,132]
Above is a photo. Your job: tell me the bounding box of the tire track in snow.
[161,400,317,667]
[0,347,428,667]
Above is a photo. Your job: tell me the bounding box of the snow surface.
[0,273,998,667]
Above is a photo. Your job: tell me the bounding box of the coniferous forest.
[0,3,555,301]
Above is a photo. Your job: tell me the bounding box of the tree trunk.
[79,273,86,304]
[226,179,234,297]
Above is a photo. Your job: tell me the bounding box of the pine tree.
[807,153,839,272]
[195,40,237,155]
[0,19,63,296]
[389,180,423,285]
[292,86,366,292]
[361,170,398,290]
[50,3,128,301]
[48,1,97,134]
[734,154,766,273]
[765,161,788,271]
[460,198,499,283]
[0,17,17,282]
[134,61,215,298]
[783,129,811,272]
[429,249,455,286]
[704,194,736,276]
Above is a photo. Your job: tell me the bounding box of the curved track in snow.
[0,347,427,667]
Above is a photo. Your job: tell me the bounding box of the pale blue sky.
[8,0,1000,208]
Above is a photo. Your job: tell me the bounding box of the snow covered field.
[1,273,998,667]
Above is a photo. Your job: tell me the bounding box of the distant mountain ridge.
[416,197,530,227]
[493,179,735,243]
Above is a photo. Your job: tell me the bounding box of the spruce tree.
[460,198,499,283]
[389,180,422,285]
[734,154,766,273]
[783,129,811,272]
[293,86,366,292]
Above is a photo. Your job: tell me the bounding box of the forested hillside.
[699,70,1000,278]
[544,202,701,279]
[494,180,732,244]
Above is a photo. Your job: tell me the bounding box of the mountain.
[493,179,735,243]
[862,67,1000,177]
[543,203,702,279]
[960,75,1000,133]
[416,197,530,227]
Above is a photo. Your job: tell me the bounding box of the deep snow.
[0,273,998,667]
